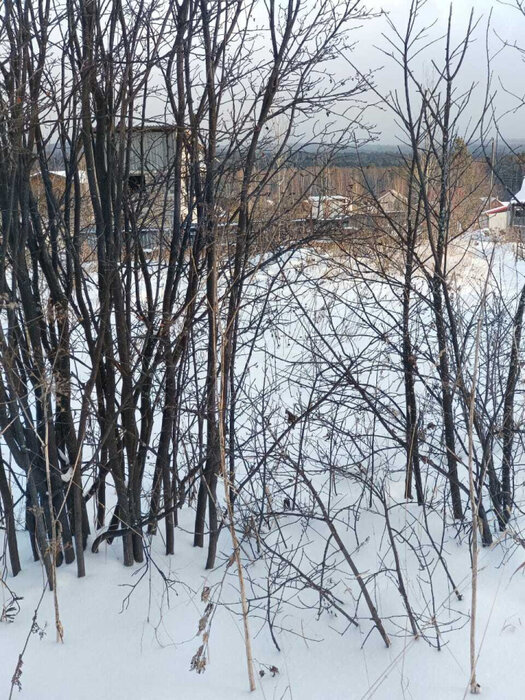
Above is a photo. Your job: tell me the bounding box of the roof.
[377,189,408,204]
[50,170,89,184]
[31,170,89,184]
[514,177,525,203]
[309,195,350,202]
[129,122,178,134]
[484,204,509,215]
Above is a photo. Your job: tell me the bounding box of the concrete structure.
[308,195,352,220]
[127,124,196,229]
[375,189,408,214]
[128,124,178,184]
[481,203,510,231]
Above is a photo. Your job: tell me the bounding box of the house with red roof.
[482,178,525,231]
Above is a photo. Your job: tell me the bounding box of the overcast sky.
[345,0,525,143]
[144,0,525,147]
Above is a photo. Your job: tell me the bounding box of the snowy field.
[2,512,525,699]
[2,233,525,700]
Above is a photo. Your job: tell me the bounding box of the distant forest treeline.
[45,140,525,201]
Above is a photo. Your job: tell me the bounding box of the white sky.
[143,0,524,147]
[346,0,525,142]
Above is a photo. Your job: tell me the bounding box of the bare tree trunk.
[501,282,525,527]
[0,454,21,576]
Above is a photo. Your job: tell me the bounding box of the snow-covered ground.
[2,233,525,699]
[2,515,525,699]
